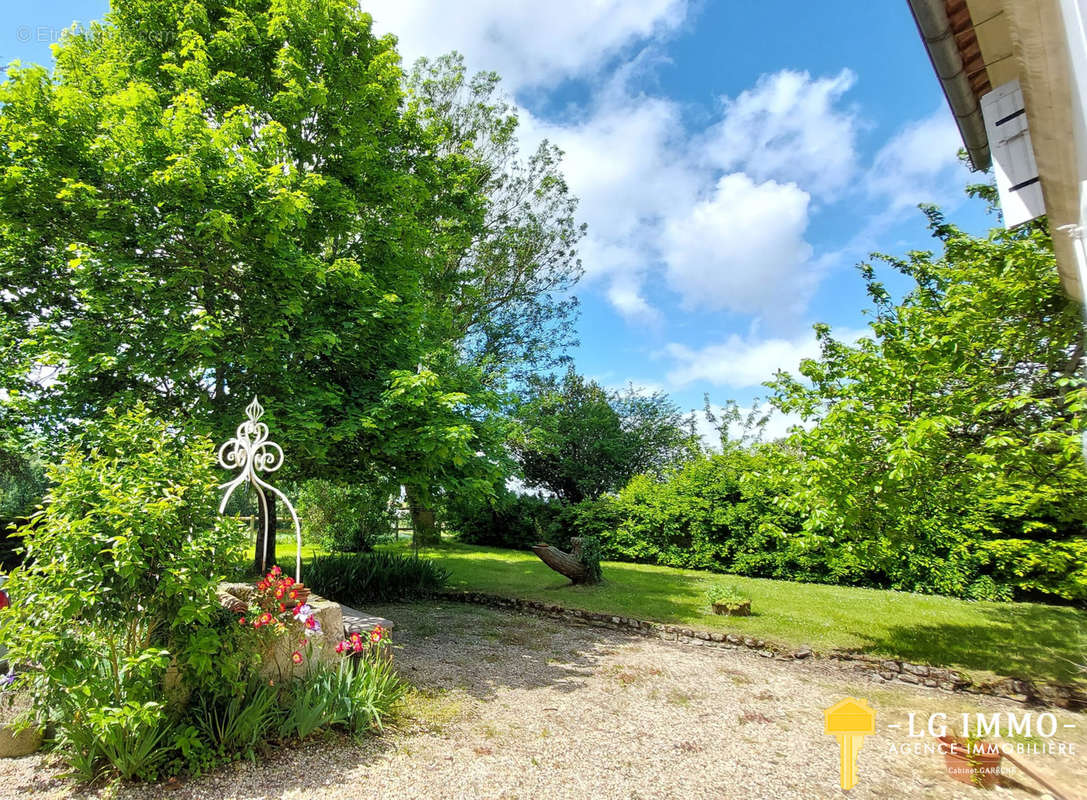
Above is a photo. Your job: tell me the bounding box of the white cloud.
[365,0,689,92]
[703,69,860,197]
[866,110,973,210]
[661,173,816,317]
[606,274,661,323]
[520,86,699,318]
[665,326,868,389]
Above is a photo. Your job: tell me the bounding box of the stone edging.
[435,590,1085,710]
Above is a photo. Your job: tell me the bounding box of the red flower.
[258,612,273,627]
[352,640,364,653]
[274,586,285,600]
[271,565,282,577]
[238,616,246,625]
[349,632,362,643]
[279,603,287,612]
[305,616,318,630]
[370,627,383,643]
[288,589,298,600]
[291,651,303,665]
[335,641,347,654]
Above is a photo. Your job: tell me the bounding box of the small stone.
[881,660,901,672]
[726,634,742,644]
[793,648,813,659]
[710,633,725,642]
[902,663,929,677]
[758,649,774,658]
[695,631,712,641]
[743,637,758,648]
[898,673,920,684]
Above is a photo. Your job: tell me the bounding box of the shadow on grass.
[846,604,1085,684]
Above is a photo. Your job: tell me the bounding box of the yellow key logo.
[824,697,876,790]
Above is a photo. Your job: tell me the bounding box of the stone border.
[436,590,1085,710]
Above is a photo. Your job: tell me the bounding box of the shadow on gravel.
[369,601,639,700]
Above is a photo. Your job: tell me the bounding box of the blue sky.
[3,2,995,441]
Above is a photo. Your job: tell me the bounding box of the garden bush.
[444,489,564,549]
[305,552,450,605]
[298,479,394,552]
[0,405,252,780]
[554,442,1086,602]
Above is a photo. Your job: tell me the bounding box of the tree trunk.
[531,537,599,584]
[254,490,278,574]
[406,484,440,546]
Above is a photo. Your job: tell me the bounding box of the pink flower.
[335,641,347,654]
[291,651,303,665]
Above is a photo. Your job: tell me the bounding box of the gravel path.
[2,601,1084,800]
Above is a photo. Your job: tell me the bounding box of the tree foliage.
[768,207,1087,597]
[405,53,584,381]
[512,369,699,503]
[0,0,483,479]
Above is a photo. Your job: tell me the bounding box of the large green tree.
[768,206,1087,597]
[512,369,699,503]
[0,0,483,462]
[0,0,506,543]
[405,53,585,382]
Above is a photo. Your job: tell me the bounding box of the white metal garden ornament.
[217,396,303,582]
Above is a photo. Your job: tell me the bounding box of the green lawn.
[363,539,1085,685]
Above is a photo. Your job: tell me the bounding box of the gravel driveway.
[3,601,1084,800]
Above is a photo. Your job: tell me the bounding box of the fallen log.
[531,537,601,584]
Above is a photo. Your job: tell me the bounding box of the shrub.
[976,538,1087,601]
[598,445,808,575]
[444,489,563,549]
[577,534,603,584]
[298,479,394,553]
[304,552,449,605]
[0,405,250,780]
[706,584,749,609]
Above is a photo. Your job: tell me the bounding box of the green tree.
[364,358,510,544]
[405,53,585,382]
[768,207,1087,597]
[512,369,699,503]
[0,0,480,474]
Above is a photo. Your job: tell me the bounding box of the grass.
[363,538,1085,685]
